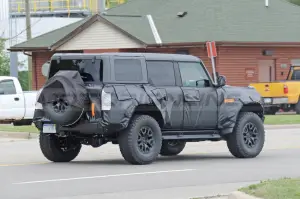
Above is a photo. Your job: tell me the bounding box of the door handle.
[14,97,19,101]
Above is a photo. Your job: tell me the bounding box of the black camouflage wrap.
[216,86,263,134]
[36,72,263,135]
[87,84,263,134]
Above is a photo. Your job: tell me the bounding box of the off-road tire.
[226,112,265,158]
[39,133,81,162]
[160,140,186,156]
[118,115,162,165]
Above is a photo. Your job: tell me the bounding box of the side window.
[114,59,143,81]
[146,61,176,86]
[178,62,210,87]
[0,80,17,95]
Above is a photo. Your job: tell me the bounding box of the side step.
[161,130,222,141]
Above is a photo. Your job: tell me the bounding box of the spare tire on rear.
[37,70,89,126]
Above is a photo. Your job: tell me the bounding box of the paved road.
[0,128,299,199]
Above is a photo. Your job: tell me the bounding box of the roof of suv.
[51,52,201,62]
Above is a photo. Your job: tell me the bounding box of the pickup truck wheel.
[160,140,186,156]
[118,115,162,165]
[39,133,81,162]
[226,112,265,158]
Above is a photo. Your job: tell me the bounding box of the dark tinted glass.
[114,59,143,81]
[49,59,101,82]
[146,61,176,86]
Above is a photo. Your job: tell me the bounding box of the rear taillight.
[283,84,289,94]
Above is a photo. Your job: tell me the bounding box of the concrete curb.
[0,131,39,139]
[228,191,262,199]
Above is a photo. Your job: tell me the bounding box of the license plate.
[42,124,56,134]
[264,98,272,103]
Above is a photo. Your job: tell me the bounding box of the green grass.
[0,124,38,133]
[239,178,300,199]
[264,115,300,125]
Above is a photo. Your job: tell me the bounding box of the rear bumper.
[39,119,109,135]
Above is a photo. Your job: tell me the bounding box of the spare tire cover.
[37,70,88,126]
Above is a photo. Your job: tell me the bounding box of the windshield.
[48,59,102,83]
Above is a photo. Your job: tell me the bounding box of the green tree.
[0,38,10,76]
[0,38,29,91]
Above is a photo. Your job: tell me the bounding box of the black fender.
[216,86,264,135]
[91,84,167,133]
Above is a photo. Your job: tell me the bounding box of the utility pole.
[25,0,32,90]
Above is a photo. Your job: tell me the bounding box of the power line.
[7,17,42,41]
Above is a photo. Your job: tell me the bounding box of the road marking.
[13,168,196,185]
[0,162,48,167]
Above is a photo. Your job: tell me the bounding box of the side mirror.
[217,75,226,87]
[0,88,5,95]
[196,79,210,87]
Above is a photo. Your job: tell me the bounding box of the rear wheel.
[39,133,82,162]
[226,112,265,158]
[160,140,186,156]
[118,115,162,165]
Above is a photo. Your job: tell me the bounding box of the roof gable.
[56,19,145,50]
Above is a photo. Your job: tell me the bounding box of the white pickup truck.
[0,76,38,126]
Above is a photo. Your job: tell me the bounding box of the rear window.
[48,59,101,82]
[114,59,143,81]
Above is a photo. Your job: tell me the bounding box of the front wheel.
[118,115,162,165]
[226,112,265,158]
[39,133,82,162]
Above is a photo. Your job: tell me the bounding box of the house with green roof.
[8,0,300,89]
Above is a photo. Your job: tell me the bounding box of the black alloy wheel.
[242,122,258,148]
[137,126,155,154]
